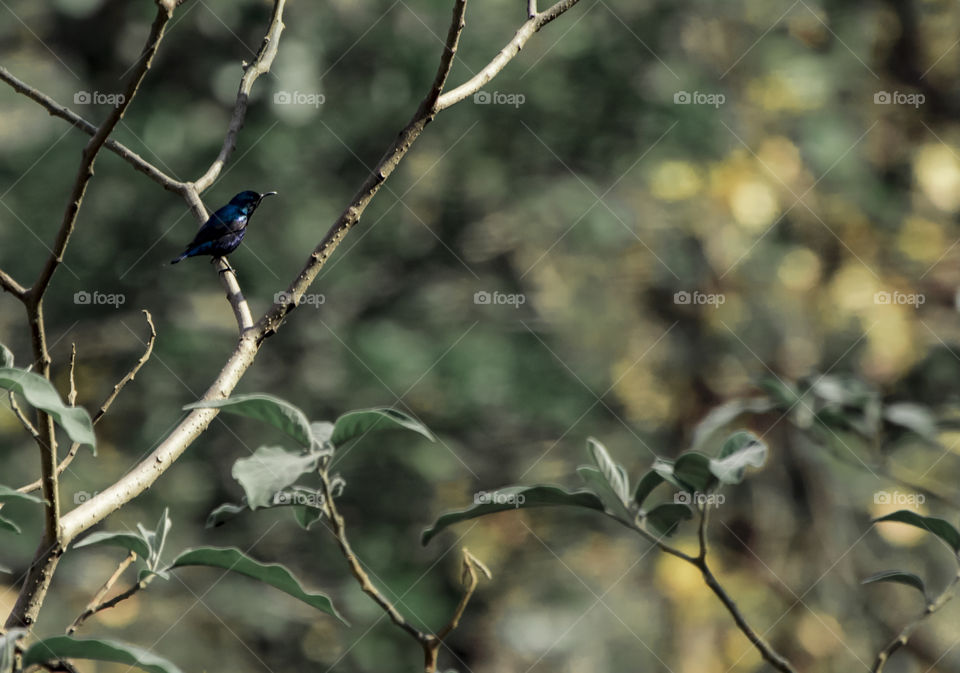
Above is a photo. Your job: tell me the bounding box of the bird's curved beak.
[259,191,278,202]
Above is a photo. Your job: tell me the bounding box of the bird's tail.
[170,252,187,264]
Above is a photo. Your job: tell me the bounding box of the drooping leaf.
[633,471,665,510]
[205,502,248,528]
[862,570,926,597]
[168,547,345,623]
[0,485,44,505]
[651,458,687,490]
[185,393,313,448]
[74,531,150,560]
[0,367,95,449]
[692,397,775,451]
[22,636,183,673]
[0,629,26,673]
[883,403,938,441]
[874,510,960,553]
[673,452,716,492]
[645,503,693,537]
[422,485,606,545]
[231,445,320,509]
[710,431,767,484]
[576,466,632,522]
[586,437,630,502]
[0,514,21,534]
[331,408,435,446]
[292,505,325,530]
[137,508,171,569]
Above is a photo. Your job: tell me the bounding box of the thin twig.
[873,569,960,672]
[66,344,77,407]
[66,551,137,635]
[0,268,27,299]
[527,0,537,18]
[17,311,156,495]
[8,391,41,440]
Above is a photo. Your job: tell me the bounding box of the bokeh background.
[3,0,960,671]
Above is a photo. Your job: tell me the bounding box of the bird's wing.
[185,206,247,247]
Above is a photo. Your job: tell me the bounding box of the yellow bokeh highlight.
[898,216,944,262]
[650,160,703,201]
[778,247,822,291]
[871,499,927,546]
[914,143,960,212]
[797,611,846,657]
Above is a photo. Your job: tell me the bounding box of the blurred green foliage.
[4,0,960,671]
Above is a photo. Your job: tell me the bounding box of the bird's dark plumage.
[170,190,277,265]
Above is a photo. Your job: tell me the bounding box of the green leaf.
[232,446,320,509]
[74,531,150,560]
[1,630,26,673]
[185,393,313,448]
[422,485,606,545]
[673,452,716,492]
[862,570,926,597]
[0,485,44,505]
[759,377,801,409]
[651,458,687,490]
[645,503,693,537]
[293,505,325,530]
[168,547,345,623]
[0,514,21,534]
[310,420,335,454]
[883,403,938,441]
[22,636,183,673]
[692,397,774,451]
[0,344,12,368]
[331,408,435,446]
[586,437,630,502]
[205,502,247,528]
[709,431,767,484]
[0,367,95,450]
[137,508,172,569]
[633,471,665,510]
[576,466,632,522]
[874,510,960,553]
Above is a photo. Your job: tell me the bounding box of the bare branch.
[0,66,185,194]
[8,390,41,440]
[527,0,537,19]
[66,551,137,635]
[18,311,156,495]
[66,344,77,407]
[436,0,582,111]
[192,0,287,193]
[0,268,27,300]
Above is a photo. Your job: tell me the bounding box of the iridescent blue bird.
[170,190,277,267]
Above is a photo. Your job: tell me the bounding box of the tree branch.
[872,568,960,672]
[17,312,156,495]
[192,0,287,193]
[0,268,27,300]
[435,0,582,111]
[66,551,137,635]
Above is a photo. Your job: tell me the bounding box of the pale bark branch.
[66,551,137,635]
